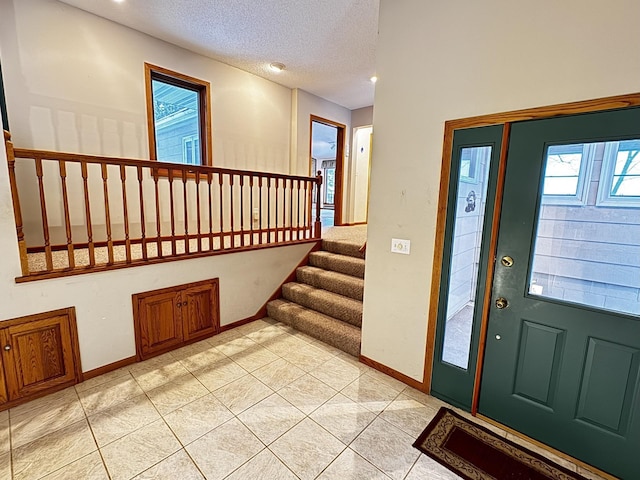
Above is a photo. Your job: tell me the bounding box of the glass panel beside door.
[430,124,503,410]
[442,146,493,369]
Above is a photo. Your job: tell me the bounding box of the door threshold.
[477,414,616,480]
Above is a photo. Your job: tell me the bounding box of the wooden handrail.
[4,130,321,279]
[11,147,316,183]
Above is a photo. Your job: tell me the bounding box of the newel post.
[313,170,323,238]
[4,130,29,276]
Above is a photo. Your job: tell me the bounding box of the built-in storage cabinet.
[0,308,82,409]
[133,279,220,360]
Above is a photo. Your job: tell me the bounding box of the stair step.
[321,239,365,259]
[296,266,364,301]
[282,283,362,327]
[308,251,365,279]
[266,299,361,357]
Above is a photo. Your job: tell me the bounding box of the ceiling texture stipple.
[57,0,380,110]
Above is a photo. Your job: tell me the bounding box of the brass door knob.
[495,297,508,309]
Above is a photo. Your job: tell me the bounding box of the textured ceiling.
[57,0,379,110]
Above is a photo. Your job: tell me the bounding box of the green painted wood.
[479,106,640,480]
[430,125,503,410]
[514,321,565,407]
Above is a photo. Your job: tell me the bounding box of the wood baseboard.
[82,355,137,380]
[359,355,426,392]
[219,314,264,332]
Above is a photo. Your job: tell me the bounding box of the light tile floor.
[1,318,608,480]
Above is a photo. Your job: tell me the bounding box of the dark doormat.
[413,407,590,480]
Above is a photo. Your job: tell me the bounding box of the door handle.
[3,345,10,351]
[500,255,514,267]
[495,297,508,309]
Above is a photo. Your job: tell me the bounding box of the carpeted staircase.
[267,235,365,357]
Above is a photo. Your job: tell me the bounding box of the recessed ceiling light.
[113,0,125,3]
[370,75,378,84]
[269,62,286,73]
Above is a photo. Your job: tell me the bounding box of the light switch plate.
[391,238,411,255]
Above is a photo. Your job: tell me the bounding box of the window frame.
[144,63,212,167]
[540,143,595,206]
[596,140,640,207]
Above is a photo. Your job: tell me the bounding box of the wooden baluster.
[137,166,147,261]
[101,163,114,264]
[303,179,309,239]
[120,165,131,263]
[289,178,294,242]
[239,175,245,247]
[153,167,163,258]
[207,172,213,251]
[267,176,272,243]
[196,171,202,253]
[218,172,224,249]
[296,179,301,240]
[80,162,96,266]
[34,157,53,271]
[249,176,254,246]
[59,161,75,269]
[274,177,279,243]
[229,174,235,248]
[168,169,176,256]
[258,177,263,245]
[182,169,189,255]
[314,171,322,238]
[5,132,29,275]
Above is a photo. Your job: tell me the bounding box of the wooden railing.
[4,131,323,280]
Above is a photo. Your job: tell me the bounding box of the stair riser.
[296,268,364,301]
[309,253,365,279]
[321,239,365,259]
[267,301,360,357]
[282,284,362,328]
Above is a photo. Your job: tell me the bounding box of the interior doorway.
[310,115,345,228]
[351,126,372,224]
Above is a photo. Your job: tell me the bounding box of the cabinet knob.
[3,345,10,351]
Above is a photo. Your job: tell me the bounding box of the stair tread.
[308,251,365,279]
[267,299,361,357]
[296,265,364,301]
[282,282,362,327]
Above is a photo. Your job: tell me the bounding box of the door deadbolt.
[495,297,508,309]
[500,256,514,267]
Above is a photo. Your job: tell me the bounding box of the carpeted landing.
[267,226,366,357]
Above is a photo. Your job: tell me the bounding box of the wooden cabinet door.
[1,315,77,401]
[182,281,219,341]
[137,290,183,357]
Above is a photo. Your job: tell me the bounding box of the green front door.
[479,107,640,479]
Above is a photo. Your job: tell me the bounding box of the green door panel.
[479,106,640,479]
[430,124,503,410]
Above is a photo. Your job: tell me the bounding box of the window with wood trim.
[144,63,212,166]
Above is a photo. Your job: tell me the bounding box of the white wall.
[362,0,640,381]
[0,0,314,373]
[291,89,352,222]
[351,106,373,129]
[0,0,292,173]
